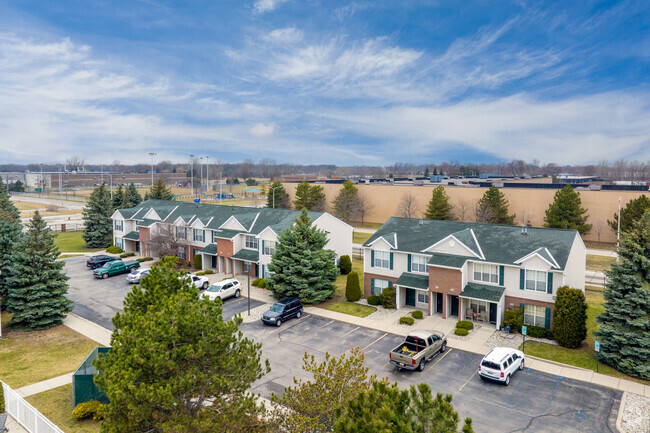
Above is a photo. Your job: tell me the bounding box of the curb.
[616,391,627,433]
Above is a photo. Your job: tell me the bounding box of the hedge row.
[119,252,136,258]
[136,257,153,262]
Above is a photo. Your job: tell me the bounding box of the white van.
[478,347,525,386]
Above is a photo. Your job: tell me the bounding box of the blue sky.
[1,0,649,165]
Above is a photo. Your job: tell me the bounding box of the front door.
[405,289,416,307]
[451,295,459,316]
[211,255,217,269]
[436,293,443,314]
[489,303,497,323]
[135,241,139,252]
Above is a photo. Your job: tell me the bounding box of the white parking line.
[362,333,387,351]
[342,326,360,337]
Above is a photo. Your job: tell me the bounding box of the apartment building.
[362,218,585,330]
[112,200,352,277]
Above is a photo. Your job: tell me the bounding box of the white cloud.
[249,122,276,138]
[262,27,303,44]
[253,0,289,14]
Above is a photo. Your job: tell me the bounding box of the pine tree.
[543,185,591,234]
[111,184,125,209]
[293,181,326,211]
[127,183,143,207]
[0,178,23,309]
[266,181,291,209]
[146,178,174,200]
[332,180,360,221]
[82,183,113,248]
[475,186,515,225]
[267,209,338,303]
[5,211,72,330]
[345,272,361,302]
[424,167,429,178]
[552,286,587,348]
[424,186,454,220]
[608,195,650,233]
[595,212,650,380]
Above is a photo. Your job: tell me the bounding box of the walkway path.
[15,373,74,398]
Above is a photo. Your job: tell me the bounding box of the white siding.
[426,237,478,257]
[313,213,353,259]
[563,233,586,291]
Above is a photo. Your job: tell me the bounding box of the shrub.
[400,316,414,325]
[195,271,205,276]
[454,328,469,336]
[203,270,214,275]
[252,278,263,286]
[106,246,123,254]
[503,308,523,332]
[339,255,352,275]
[456,320,474,330]
[345,271,362,302]
[119,252,135,258]
[411,310,423,320]
[380,286,396,309]
[257,279,267,288]
[136,257,153,262]
[553,286,587,348]
[72,400,106,421]
[367,295,381,306]
[527,325,554,340]
[193,254,202,270]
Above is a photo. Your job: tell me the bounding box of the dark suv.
[261,297,303,327]
[86,255,115,269]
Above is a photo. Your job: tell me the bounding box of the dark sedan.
[86,255,115,269]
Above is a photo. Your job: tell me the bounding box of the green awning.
[214,229,243,239]
[200,243,218,255]
[231,249,259,262]
[123,231,140,241]
[395,272,429,290]
[428,253,470,269]
[460,282,505,303]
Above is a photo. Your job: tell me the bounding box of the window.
[114,220,123,231]
[412,255,428,273]
[468,299,488,315]
[525,270,547,292]
[524,304,546,327]
[176,246,186,260]
[474,263,499,284]
[193,229,205,243]
[263,241,276,256]
[373,279,390,295]
[176,226,186,240]
[417,291,429,304]
[245,235,258,250]
[373,251,390,269]
[114,238,123,249]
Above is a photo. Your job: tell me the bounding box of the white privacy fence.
[1,381,65,433]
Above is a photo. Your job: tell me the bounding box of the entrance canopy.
[200,243,218,255]
[459,282,505,303]
[231,249,259,263]
[395,272,429,290]
[123,231,139,241]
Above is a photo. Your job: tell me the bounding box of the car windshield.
[270,304,284,313]
[481,360,501,370]
[207,285,222,293]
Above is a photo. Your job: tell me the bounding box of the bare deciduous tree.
[66,156,84,172]
[455,199,472,222]
[356,190,374,224]
[397,191,419,219]
[475,202,494,223]
[147,222,191,259]
[592,220,607,244]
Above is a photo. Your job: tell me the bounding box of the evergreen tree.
[424,167,429,178]
[345,271,361,302]
[5,211,72,330]
[608,194,650,233]
[82,183,113,248]
[552,286,587,348]
[267,209,338,303]
[293,181,326,211]
[595,212,650,380]
[0,178,23,309]
[127,183,143,207]
[111,184,125,209]
[332,180,360,221]
[543,185,591,234]
[266,181,291,209]
[146,178,174,200]
[475,186,515,225]
[433,167,438,176]
[424,186,454,220]
[95,257,271,433]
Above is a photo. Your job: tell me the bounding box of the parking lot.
[64,256,620,432]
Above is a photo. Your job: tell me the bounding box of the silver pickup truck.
[389,330,447,372]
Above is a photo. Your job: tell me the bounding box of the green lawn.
[586,254,616,272]
[331,258,364,302]
[322,301,376,318]
[26,384,101,433]
[351,222,383,230]
[54,231,103,253]
[0,312,99,388]
[521,288,649,386]
[353,231,373,245]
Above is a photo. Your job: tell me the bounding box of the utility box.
[429,175,444,182]
[73,347,111,406]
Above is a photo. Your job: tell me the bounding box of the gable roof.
[363,217,578,270]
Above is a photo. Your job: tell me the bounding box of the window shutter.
[371,250,375,267]
[545,307,551,329]
[499,266,504,285]
[519,269,525,290]
[371,278,375,295]
[407,254,412,272]
[262,240,265,252]
[547,272,553,294]
[262,265,265,278]
[388,281,393,287]
[390,252,394,270]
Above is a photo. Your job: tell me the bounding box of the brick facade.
[504,295,555,327]
[429,266,462,319]
[363,272,398,298]
[138,227,151,257]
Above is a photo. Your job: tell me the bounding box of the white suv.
[478,347,525,386]
[200,279,242,301]
[184,274,210,290]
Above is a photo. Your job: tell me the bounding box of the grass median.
[322,302,376,318]
[586,254,616,272]
[26,384,101,433]
[353,231,372,245]
[54,231,103,253]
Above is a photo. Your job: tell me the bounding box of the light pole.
[245,263,253,316]
[189,154,195,196]
[149,152,156,186]
[616,197,621,262]
[206,156,210,194]
[107,173,113,200]
[271,185,282,208]
[200,157,204,195]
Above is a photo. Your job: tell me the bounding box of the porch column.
[395,285,400,309]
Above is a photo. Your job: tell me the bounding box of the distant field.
[11,200,43,210]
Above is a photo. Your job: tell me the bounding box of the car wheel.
[102,273,108,279]
[296,309,302,318]
[504,375,510,386]
[234,289,240,298]
[440,342,447,353]
[519,360,525,371]
[276,319,282,327]
[203,282,209,290]
[418,360,426,372]
[130,266,136,272]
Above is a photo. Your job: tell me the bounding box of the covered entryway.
[394,272,429,314]
[436,293,443,314]
[459,282,505,329]
[450,295,459,316]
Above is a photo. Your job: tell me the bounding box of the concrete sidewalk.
[64,313,112,346]
[15,373,73,398]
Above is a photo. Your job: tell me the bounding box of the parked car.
[93,259,140,279]
[86,255,115,269]
[184,274,210,290]
[261,297,303,327]
[478,347,525,386]
[389,330,447,372]
[125,268,150,284]
[200,279,242,301]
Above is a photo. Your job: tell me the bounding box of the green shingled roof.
[214,229,243,239]
[427,253,471,268]
[200,243,218,255]
[363,217,577,269]
[136,219,157,227]
[123,231,140,241]
[460,282,505,303]
[231,249,259,262]
[395,272,429,290]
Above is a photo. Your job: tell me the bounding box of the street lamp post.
[189,154,195,196]
[206,156,210,194]
[149,153,157,186]
[271,185,282,208]
[107,173,113,199]
[200,157,204,196]
[616,197,621,262]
